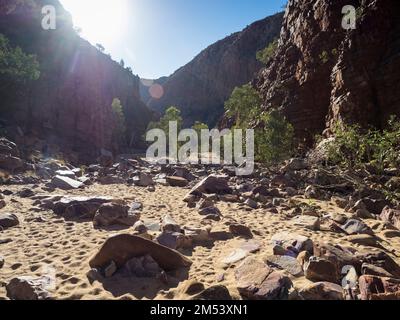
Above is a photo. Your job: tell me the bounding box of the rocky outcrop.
[146,13,283,126]
[0,0,153,162]
[255,0,400,145]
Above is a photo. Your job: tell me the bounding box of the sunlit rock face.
[254,0,400,146]
[0,0,153,162]
[145,12,283,127]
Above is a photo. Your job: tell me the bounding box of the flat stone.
[199,206,221,216]
[265,255,303,277]
[341,219,373,235]
[51,175,83,190]
[93,202,139,227]
[162,215,181,233]
[188,175,232,196]
[235,257,292,300]
[298,282,344,300]
[229,224,253,238]
[291,215,320,231]
[222,240,261,265]
[55,170,76,179]
[166,176,189,187]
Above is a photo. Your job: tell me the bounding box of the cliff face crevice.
[255,0,400,145]
[146,12,284,127]
[0,0,153,161]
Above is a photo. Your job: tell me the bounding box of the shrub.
[326,117,400,171]
[256,39,279,65]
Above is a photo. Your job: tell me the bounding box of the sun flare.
[62,0,129,45]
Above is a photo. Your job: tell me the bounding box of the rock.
[313,242,360,272]
[346,234,381,248]
[358,251,400,279]
[340,219,373,235]
[0,199,5,209]
[89,234,192,271]
[199,206,221,217]
[166,176,189,187]
[189,175,232,196]
[184,227,211,243]
[0,138,19,157]
[229,224,253,238]
[331,196,348,209]
[235,257,292,300]
[362,198,391,215]
[98,175,125,185]
[133,220,148,234]
[304,257,340,284]
[222,241,262,265]
[0,154,24,172]
[197,199,214,210]
[386,177,400,191]
[297,251,311,270]
[291,215,320,231]
[359,275,400,300]
[93,203,139,227]
[162,215,181,233]
[0,213,19,229]
[271,232,313,257]
[156,232,191,250]
[104,261,117,278]
[6,276,51,300]
[362,263,395,278]
[191,286,232,300]
[52,196,113,219]
[55,170,76,179]
[51,175,83,190]
[304,185,321,199]
[244,198,258,209]
[17,188,35,198]
[134,172,154,187]
[123,255,164,278]
[380,206,400,230]
[355,209,375,219]
[0,255,4,269]
[298,282,344,300]
[282,158,308,171]
[265,255,303,277]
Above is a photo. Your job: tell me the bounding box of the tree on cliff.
[256,38,278,65]
[0,33,40,82]
[111,98,127,146]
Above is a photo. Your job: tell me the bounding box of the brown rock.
[6,276,51,300]
[229,224,253,238]
[380,206,400,230]
[298,282,344,300]
[304,257,340,284]
[359,275,400,300]
[89,234,192,271]
[189,175,232,196]
[235,257,292,300]
[166,176,189,187]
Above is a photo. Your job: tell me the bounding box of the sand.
[1,183,400,300]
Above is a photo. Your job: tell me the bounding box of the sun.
[62,0,129,45]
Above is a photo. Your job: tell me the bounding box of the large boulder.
[235,257,292,300]
[51,175,83,190]
[89,234,192,271]
[0,213,19,229]
[6,276,52,300]
[189,175,232,196]
[304,257,340,284]
[52,196,113,219]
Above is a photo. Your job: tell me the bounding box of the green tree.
[0,33,40,82]
[255,109,294,164]
[111,98,126,144]
[225,84,294,164]
[256,39,278,64]
[224,84,261,128]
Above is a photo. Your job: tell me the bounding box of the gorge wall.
[146,12,284,127]
[255,0,400,145]
[0,0,153,162]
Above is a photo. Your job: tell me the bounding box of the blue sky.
[61,0,287,79]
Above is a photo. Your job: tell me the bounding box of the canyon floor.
[1,171,400,300]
